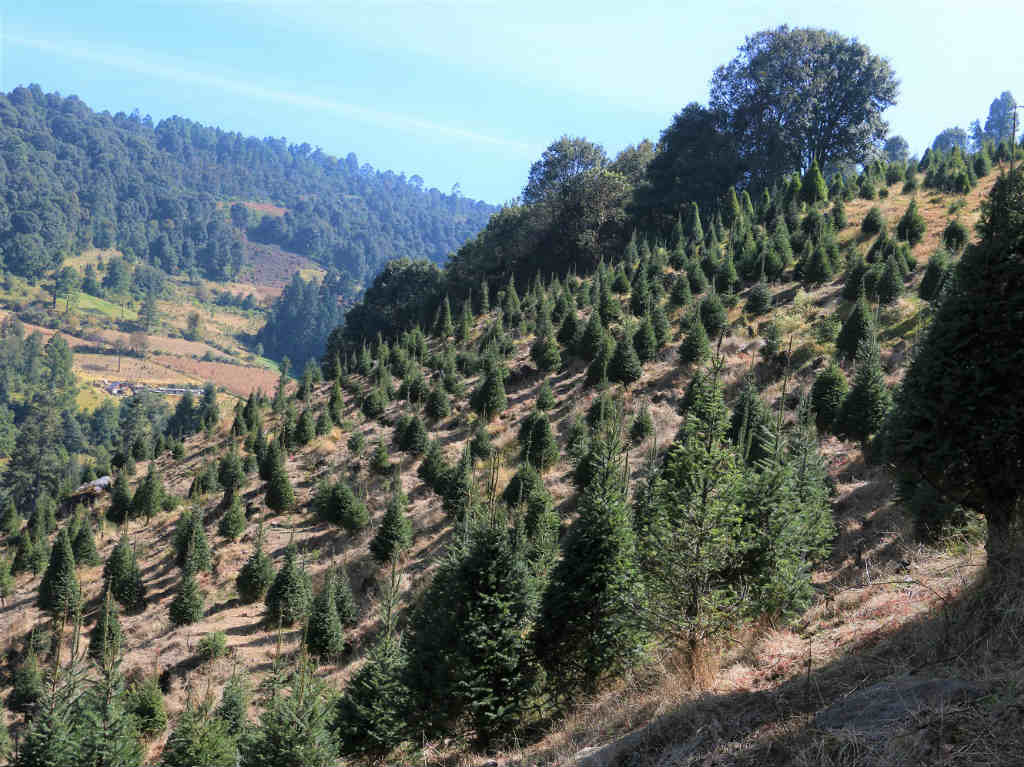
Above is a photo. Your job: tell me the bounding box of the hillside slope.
[0,165,1012,766]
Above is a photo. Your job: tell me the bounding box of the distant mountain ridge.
[0,83,496,287]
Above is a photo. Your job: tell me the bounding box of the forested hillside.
[1,25,1022,767]
[0,84,495,285]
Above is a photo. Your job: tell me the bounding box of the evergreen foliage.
[678,312,710,365]
[800,158,828,205]
[72,515,102,566]
[218,495,247,541]
[127,676,167,738]
[104,536,146,612]
[835,296,876,361]
[837,337,892,443]
[919,249,951,301]
[811,360,849,432]
[699,292,728,338]
[470,357,508,421]
[160,702,236,767]
[370,485,414,563]
[896,198,926,245]
[38,528,80,618]
[264,456,295,513]
[305,570,346,660]
[169,572,205,626]
[236,528,274,604]
[861,206,885,235]
[265,543,313,627]
[334,633,409,760]
[608,329,643,385]
[7,646,43,714]
[173,509,212,575]
[215,673,249,736]
[88,588,124,665]
[534,422,646,695]
[877,254,904,305]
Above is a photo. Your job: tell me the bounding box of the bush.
[197,631,228,662]
[861,206,884,236]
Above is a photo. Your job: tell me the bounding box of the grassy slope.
[0,173,1013,765]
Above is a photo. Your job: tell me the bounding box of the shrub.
[197,631,228,662]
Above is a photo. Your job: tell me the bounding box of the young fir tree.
[169,572,205,626]
[405,521,538,747]
[896,198,926,246]
[557,308,581,350]
[103,536,146,612]
[370,485,413,564]
[7,644,44,714]
[13,678,80,767]
[519,410,560,471]
[1,497,22,537]
[214,673,249,736]
[630,401,654,443]
[160,702,237,767]
[305,570,346,660]
[335,480,369,533]
[633,313,658,363]
[240,662,338,767]
[727,377,776,466]
[441,447,474,523]
[108,474,132,525]
[173,510,212,575]
[38,528,80,618]
[218,494,246,541]
[919,249,951,301]
[332,564,359,627]
[333,581,409,761]
[836,295,876,362]
[536,378,556,411]
[88,587,124,665]
[265,458,295,514]
[74,668,145,766]
[72,515,101,566]
[127,676,167,738]
[837,337,892,444]
[811,360,849,433]
[609,328,643,386]
[877,254,904,305]
[424,383,450,421]
[678,312,710,365]
[530,327,561,372]
[236,527,274,604]
[800,158,829,205]
[534,421,646,696]
[470,357,508,421]
[131,463,164,523]
[265,542,313,628]
[370,440,392,475]
[699,292,728,338]
[651,301,671,348]
[470,421,493,459]
[746,281,772,315]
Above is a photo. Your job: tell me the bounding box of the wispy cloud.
[3,32,534,152]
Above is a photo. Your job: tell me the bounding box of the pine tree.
[470,358,508,421]
[173,510,212,575]
[169,572,205,626]
[536,379,556,411]
[630,401,654,443]
[1,497,22,537]
[370,440,391,475]
[727,377,775,465]
[838,337,891,443]
[686,201,704,243]
[557,307,581,350]
[104,536,146,612]
[333,633,409,760]
[919,249,951,301]
[7,645,43,714]
[534,422,646,695]
[609,329,643,385]
[811,360,849,432]
[530,329,561,372]
[633,314,658,363]
[265,458,295,514]
[470,421,493,459]
[746,281,771,315]
[160,702,236,767]
[425,383,450,421]
[333,565,359,627]
[14,681,80,767]
[131,463,164,523]
[236,527,274,604]
[305,571,346,660]
[578,309,605,362]
[800,158,829,205]
[335,480,369,532]
[897,198,926,245]
[107,473,133,525]
[127,676,167,738]
[670,272,693,307]
[519,410,559,471]
[88,588,124,665]
[370,486,413,564]
[240,662,337,767]
[441,447,474,523]
[803,243,834,284]
[678,312,710,365]
[877,254,904,305]
[75,666,145,767]
[38,528,80,618]
[699,292,728,338]
[72,515,102,566]
[265,543,312,628]
[435,295,454,338]
[215,673,249,736]
[836,296,876,362]
[218,495,246,540]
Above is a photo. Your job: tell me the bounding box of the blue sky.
[1,0,1019,204]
